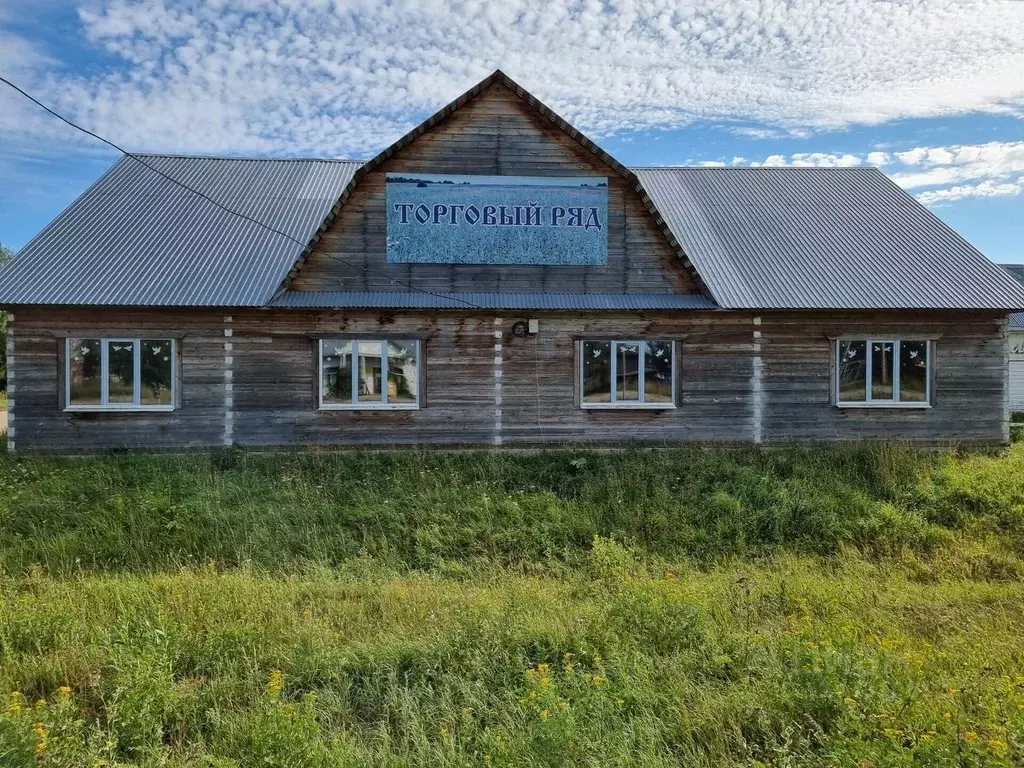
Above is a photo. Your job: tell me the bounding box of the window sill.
[319,404,420,411]
[65,406,176,413]
[581,403,676,410]
[836,402,931,409]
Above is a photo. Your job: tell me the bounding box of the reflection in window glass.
[321,340,352,405]
[838,340,867,402]
[357,341,384,403]
[140,340,173,405]
[899,341,928,402]
[870,342,894,400]
[582,341,611,403]
[320,339,421,408]
[107,340,136,404]
[644,341,674,403]
[615,342,640,402]
[388,340,418,404]
[68,338,102,405]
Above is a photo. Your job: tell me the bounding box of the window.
[66,338,175,410]
[579,340,676,408]
[836,339,930,406]
[319,338,420,409]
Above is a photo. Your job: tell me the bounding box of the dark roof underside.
[271,291,716,310]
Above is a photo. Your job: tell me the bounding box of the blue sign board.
[386,173,608,265]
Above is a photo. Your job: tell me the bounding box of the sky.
[1,0,1023,261]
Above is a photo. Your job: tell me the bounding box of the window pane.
[870,342,894,400]
[388,340,419,404]
[357,341,384,403]
[615,342,640,402]
[899,341,928,402]
[68,339,101,405]
[644,341,674,403]
[582,341,611,403]
[107,340,136,404]
[140,340,173,405]
[838,340,867,402]
[321,340,353,405]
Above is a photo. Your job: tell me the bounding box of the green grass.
[1,444,1024,765]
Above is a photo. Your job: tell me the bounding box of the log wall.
[7,308,1010,450]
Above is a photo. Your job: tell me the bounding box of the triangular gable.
[274,70,713,302]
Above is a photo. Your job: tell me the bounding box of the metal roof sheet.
[3,150,1022,312]
[0,154,359,306]
[271,291,716,310]
[634,167,1024,310]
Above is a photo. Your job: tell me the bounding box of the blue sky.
[2,0,1023,261]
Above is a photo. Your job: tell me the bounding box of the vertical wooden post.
[5,313,14,453]
[752,316,763,444]
[223,316,234,447]
[493,317,503,446]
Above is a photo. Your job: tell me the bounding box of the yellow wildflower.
[267,670,284,698]
[616,699,625,707]
[988,739,1007,752]
[57,686,71,697]
[35,699,46,709]
[943,712,952,720]
[34,722,46,754]
[948,687,960,697]
[537,663,549,675]
[539,677,551,687]
[539,709,549,720]
[5,692,21,716]
[592,675,605,687]
[440,728,449,736]
[964,731,978,742]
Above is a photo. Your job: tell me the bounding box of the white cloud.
[917,178,1024,205]
[1,0,1023,161]
[889,141,1024,189]
[714,140,1024,206]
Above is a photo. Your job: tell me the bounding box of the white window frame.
[579,339,677,410]
[835,338,931,409]
[65,337,176,412]
[318,338,421,411]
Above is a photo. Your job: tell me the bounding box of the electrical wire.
[0,74,483,309]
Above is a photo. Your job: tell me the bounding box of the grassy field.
[1,444,1023,766]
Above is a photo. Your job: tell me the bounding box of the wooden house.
[2,71,1023,451]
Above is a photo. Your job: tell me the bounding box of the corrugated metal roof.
[3,151,1023,312]
[634,167,1024,310]
[0,154,359,306]
[271,291,716,310]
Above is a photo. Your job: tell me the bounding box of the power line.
[0,74,483,309]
